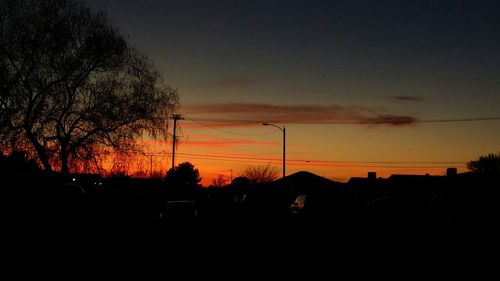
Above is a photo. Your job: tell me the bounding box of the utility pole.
[169,114,184,171]
[283,126,286,178]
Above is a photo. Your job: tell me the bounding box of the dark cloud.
[388,95,425,103]
[183,103,418,127]
[360,115,417,126]
[202,77,257,89]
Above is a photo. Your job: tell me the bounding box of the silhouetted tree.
[0,151,40,178]
[165,162,202,192]
[241,164,279,184]
[211,174,228,187]
[231,176,251,187]
[0,0,178,175]
[467,153,500,176]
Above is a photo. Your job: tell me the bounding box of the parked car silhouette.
[158,200,199,234]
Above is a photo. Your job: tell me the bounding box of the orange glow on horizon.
[81,121,479,187]
[86,147,468,187]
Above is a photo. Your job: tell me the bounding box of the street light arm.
[262,122,284,132]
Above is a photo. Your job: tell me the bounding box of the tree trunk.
[38,151,53,173]
[26,131,52,173]
[60,150,70,176]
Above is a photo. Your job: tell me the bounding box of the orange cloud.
[136,134,281,150]
[181,139,280,148]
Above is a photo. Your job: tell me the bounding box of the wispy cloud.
[137,135,280,149]
[181,139,280,148]
[201,77,257,90]
[387,95,425,103]
[361,115,417,126]
[182,103,418,126]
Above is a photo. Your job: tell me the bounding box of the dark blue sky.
[84,0,500,110]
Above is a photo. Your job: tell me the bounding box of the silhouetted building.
[446,167,457,177]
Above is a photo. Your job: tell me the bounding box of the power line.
[176,154,465,169]
[187,117,259,124]
[420,117,500,123]
[106,151,466,166]
[185,116,500,125]
[176,152,466,165]
[185,117,274,136]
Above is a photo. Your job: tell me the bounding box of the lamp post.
[262,123,286,178]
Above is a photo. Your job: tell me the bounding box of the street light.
[262,123,286,178]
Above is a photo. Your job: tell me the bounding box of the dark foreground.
[5,172,500,262]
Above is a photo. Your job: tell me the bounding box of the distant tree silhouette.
[110,169,131,179]
[0,0,178,175]
[231,176,251,187]
[165,162,202,191]
[211,174,228,188]
[0,151,40,178]
[241,164,279,184]
[467,153,500,176]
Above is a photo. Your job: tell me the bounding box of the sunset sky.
[84,0,500,185]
